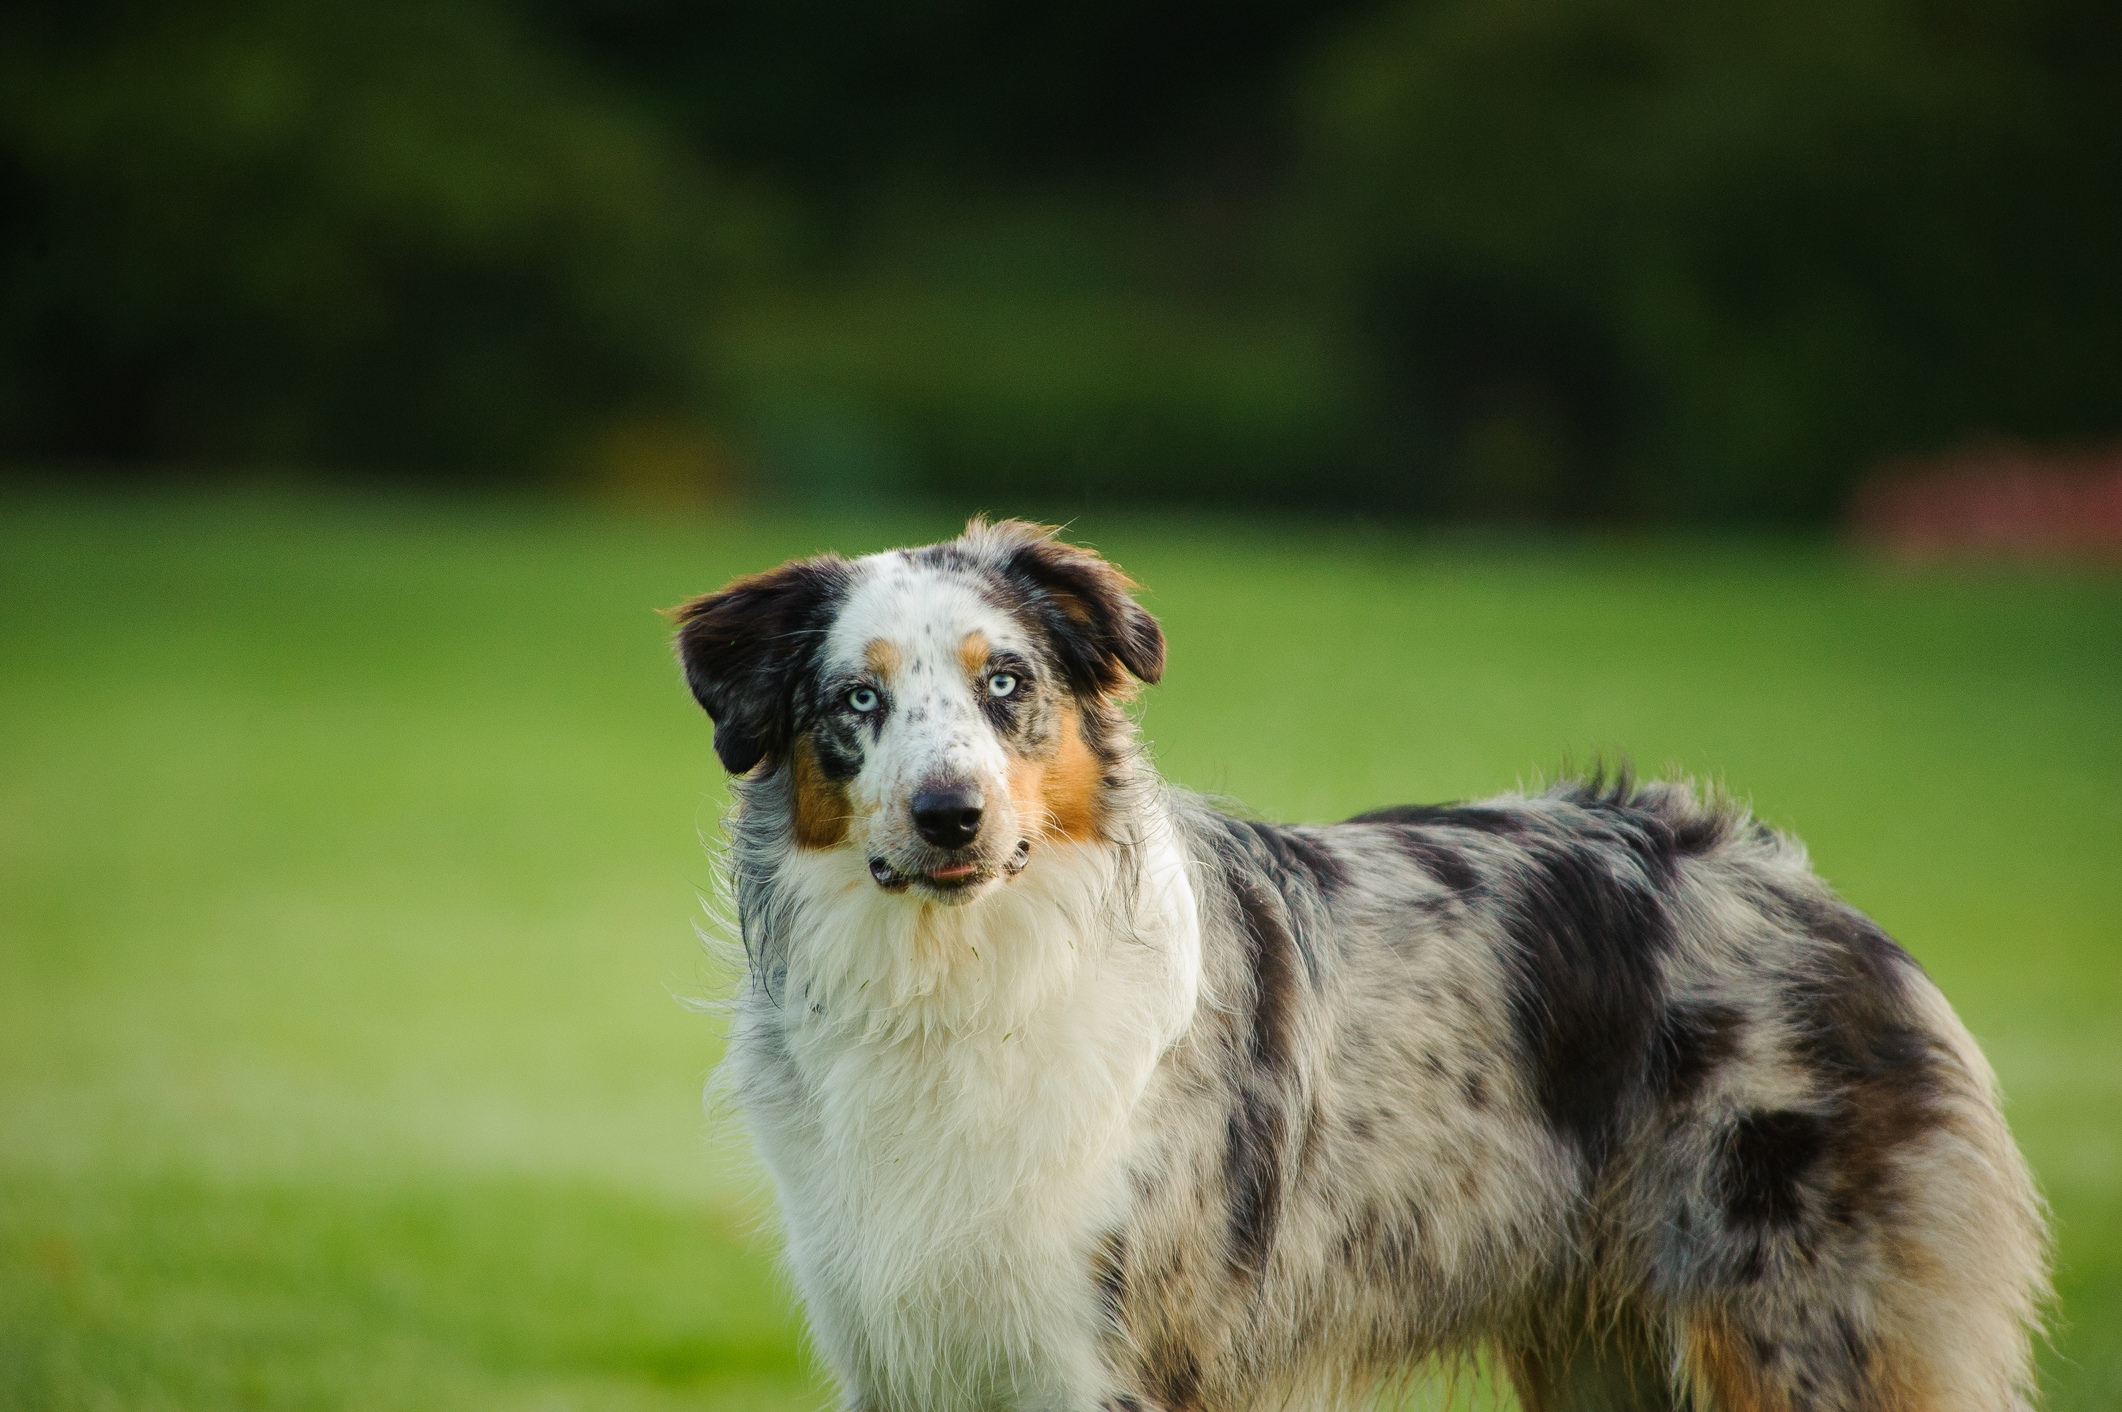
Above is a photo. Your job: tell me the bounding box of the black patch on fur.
[1376,827,1482,896]
[1670,811,1728,857]
[983,522,1164,694]
[1647,1002,1745,1104]
[974,649,1035,733]
[1494,830,1676,1172]
[1337,1202,1380,1269]
[1225,1089,1286,1279]
[906,540,985,576]
[1230,870,1298,1070]
[1552,769,1731,872]
[1337,1198,1428,1290]
[808,725,864,782]
[1147,1343,1202,1411]
[1783,898,1925,1079]
[1347,802,1527,836]
[1777,893,1950,1225]
[1610,817,1685,888]
[1203,816,1322,1289]
[1721,1109,1829,1228]
[1091,1230,1128,1323]
[1215,815,1332,1015]
[671,555,853,774]
[1241,820,1348,898]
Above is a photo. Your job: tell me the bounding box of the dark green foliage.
[1,1,2117,515]
[1300,0,2122,520]
[0,0,744,474]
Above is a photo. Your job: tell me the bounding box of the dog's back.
[1117,777,2046,1411]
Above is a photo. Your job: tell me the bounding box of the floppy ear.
[669,555,851,775]
[990,521,1165,695]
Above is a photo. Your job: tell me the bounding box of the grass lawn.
[2,488,2116,1409]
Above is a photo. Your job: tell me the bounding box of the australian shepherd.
[670,519,2047,1412]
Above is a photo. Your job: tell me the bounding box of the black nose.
[910,788,984,849]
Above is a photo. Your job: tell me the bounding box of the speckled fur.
[672,520,2048,1412]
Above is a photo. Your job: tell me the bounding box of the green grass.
[2,489,2117,1409]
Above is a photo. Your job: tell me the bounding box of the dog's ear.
[669,555,850,775]
[987,520,1164,695]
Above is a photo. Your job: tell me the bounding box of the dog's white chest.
[728,834,1199,1411]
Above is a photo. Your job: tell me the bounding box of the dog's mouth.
[869,839,1032,894]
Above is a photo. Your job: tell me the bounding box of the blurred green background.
[2,492,2118,1408]
[3,0,2119,516]
[5,2,2121,1408]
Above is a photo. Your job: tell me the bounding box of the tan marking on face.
[1044,703,1103,839]
[1006,703,1102,843]
[791,735,851,849]
[864,637,902,679]
[958,630,992,677]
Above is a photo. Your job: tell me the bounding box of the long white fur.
[722,552,1201,1411]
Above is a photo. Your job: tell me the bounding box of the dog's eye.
[847,686,880,713]
[987,672,1018,698]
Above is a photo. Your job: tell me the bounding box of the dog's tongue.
[928,861,980,881]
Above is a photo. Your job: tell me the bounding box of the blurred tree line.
[3,0,2117,519]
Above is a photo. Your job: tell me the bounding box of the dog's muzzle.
[868,838,1031,892]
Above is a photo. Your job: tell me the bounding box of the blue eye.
[848,687,880,713]
[987,672,1018,698]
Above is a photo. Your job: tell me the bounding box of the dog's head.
[672,519,1163,902]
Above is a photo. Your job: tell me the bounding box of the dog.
[671,518,2047,1412]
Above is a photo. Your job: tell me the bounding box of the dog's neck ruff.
[726,799,1200,1411]
[775,821,1196,1034]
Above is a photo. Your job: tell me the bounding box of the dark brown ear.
[986,520,1164,695]
[669,555,851,774]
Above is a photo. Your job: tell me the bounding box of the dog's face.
[673,520,1163,903]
